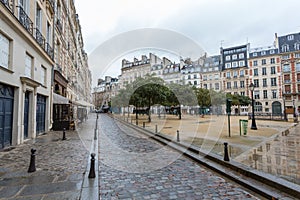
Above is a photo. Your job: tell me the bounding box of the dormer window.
[294,42,300,51]
[287,35,294,41]
[281,44,289,52]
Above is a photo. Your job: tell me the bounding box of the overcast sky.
[75,0,300,86]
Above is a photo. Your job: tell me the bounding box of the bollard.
[97,114,99,119]
[62,128,66,140]
[28,148,36,173]
[143,122,145,128]
[177,130,180,142]
[155,124,158,133]
[131,118,133,124]
[136,120,138,126]
[224,142,230,161]
[88,153,96,178]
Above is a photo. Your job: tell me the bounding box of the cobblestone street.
[99,114,262,200]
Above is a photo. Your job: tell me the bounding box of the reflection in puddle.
[235,129,300,185]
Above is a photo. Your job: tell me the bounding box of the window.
[254,91,260,99]
[19,0,29,13]
[284,74,290,83]
[262,67,267,75]
[240,91,245,96]
[203,84,207,89]
[262,59,266,65]
[239,60,245,67]
[233,71,238,78]
[227,82,231,89]
[281,44,289,52]
[225,55,231,61]
[272,90,277,99]
[263,78,267,87]
[0,33,10,69]
[209,75,213,80]
[240,70,244,77]
[188,75,191,79]
[296,63,300,72]
[263,90,268,99]
[271,78,277,86]
[283,64,291,72]
[282,55,290,60]
[253,60,258,66]
[194,74,197,79]
[234,81,238,89]
[194,81,197,85]
[255,102,263,112]
[254,79,259,87]
[270,58,275,64]
[285,85,291,93]
[253,52,257,57]
[254,68,258,76]
[240,81,245,88]
[25,53,33,77]
[41,66,46,85]
[226,72,231,78]
[232,61,238,68]
[271,66,276,74]
[261,51,266,56]
[214,74,219,80]
[287,35,294,40]
[232,54,237,60]
[239,53,244,59]
[215,83,220,90]
[295,53,300,58]
[270,50,275,54]
[294,43,300,51]
[36,4,42,30]
[203,75,207,81]
[46,22,51,44]
[225,63,231,69]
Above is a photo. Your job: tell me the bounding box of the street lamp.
[293,98,298,123]
[249,83,257,130]
[283,95,287,121]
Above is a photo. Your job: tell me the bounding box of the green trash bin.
[240,119,248,136]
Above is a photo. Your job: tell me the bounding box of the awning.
[53,93,69,104]
[75,100,94,107]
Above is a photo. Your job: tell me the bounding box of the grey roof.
[278,32,300,53]
[249,48,279,58]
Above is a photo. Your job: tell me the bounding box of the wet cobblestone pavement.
[99,114,262,200]
[0,114,96,200]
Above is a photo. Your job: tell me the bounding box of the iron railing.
[56,19,63,33]
[35,28,45,49]
[17,6,33,35]
[0,0,14,13]
[46,0,55,13]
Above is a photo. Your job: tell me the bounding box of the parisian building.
[0,0,91,148]
[248,47,283,114]
[0,0,55,148]
[201,55,222,91]
[276,32,300,116]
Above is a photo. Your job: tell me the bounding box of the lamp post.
[283,95,287,121]
[293,98,298,123]
[249,83,257,130]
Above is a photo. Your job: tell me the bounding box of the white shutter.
[0,33,9,69]
[25,54,32,77]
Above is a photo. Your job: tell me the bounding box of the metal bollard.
[143,122,145,128]
[155,125,158,133]
[88,153,96,178]
[224,142,230,161]
[131,118,133,124]
[62,128,66,140]
[28,148,36,173]
[177,130,180,142]
[136,120,138,126]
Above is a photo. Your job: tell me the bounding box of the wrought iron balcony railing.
[45,43,54,60]
[1,0,14,13]
[35,28,45,49]
[17,6,33,35]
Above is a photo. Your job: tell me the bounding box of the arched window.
[254,101,263,112]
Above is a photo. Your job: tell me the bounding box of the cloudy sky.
[75,0,300,86]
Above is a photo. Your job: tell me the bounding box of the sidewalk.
[0,113,97,200]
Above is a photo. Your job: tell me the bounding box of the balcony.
[45,43,54,60]
[1,0,14,13]
[17,6,33,35]
[35,28,45,49]
[284,80,291,84]
[55,64,62,73]
[56,19,63,33]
